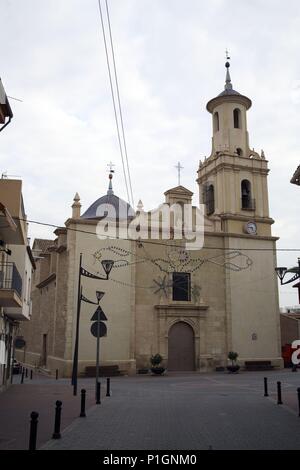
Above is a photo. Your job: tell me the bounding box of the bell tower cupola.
[207,61,252,158]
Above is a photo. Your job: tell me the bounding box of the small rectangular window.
[172,272,191,301]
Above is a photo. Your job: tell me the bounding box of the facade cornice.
[36,273,56,289]
[197,160,269,181]
[202,230,279,242]
[219,214,274,224]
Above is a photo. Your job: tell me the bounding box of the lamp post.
[71,254,114,396]
[275,258,300,304]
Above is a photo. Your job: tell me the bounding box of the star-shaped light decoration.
[151,275,173,298]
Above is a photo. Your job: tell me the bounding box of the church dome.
[81,173,135,221]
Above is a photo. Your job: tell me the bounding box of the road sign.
[90,321,107,338]
[90,306,107,322]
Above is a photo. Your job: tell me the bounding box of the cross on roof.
[175,162,184,186]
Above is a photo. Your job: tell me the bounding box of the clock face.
[245,221,257,235]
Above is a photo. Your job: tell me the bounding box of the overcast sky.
[0,0,299,306]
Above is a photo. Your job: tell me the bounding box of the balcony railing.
[241,198,256,211]
[0,262,22,298]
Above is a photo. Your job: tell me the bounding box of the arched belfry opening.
[213,112,219,132]
[205,184,215,215]
[241,179,253,209]
[233,108,241,129]
[168,322,195,371]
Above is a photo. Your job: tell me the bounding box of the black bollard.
[52,400,62,439]
[264,377,269,397]
[21,369,24,384]
[106,378,111,397]
[29,411,39,451]
[297,388,300,417]
[55,369,58,380]
[80,389,86,417]
[277,381,283,405]
[30,370,33,380]
[96,381,101,405]
[25,368,28,378]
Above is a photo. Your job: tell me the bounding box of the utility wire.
[97,0,131,205]
[105,0,134,208]
[4,214,300,253]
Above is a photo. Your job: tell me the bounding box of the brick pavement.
[40,370,300,450]
[0,372,97,450]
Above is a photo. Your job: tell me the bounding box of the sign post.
[90,306,108,402]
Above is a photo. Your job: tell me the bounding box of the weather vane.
[107,161,115,174]
[225,49,231,61]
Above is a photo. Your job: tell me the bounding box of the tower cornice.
[206,93,252,113]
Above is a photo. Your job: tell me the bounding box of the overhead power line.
[105,0,134,208]
[97,0,134,208]
[3,214,300,253]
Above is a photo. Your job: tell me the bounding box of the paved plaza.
[1,370,300,450]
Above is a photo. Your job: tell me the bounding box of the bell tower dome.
[207,61,252,158]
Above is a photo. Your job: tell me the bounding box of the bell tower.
[197,61,273,237]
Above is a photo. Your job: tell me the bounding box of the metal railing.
[0,262,22,298]
[241,197,256,211]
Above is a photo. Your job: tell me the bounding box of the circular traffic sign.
[90,321,107,338]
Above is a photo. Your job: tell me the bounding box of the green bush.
[150,354,163,367]
[228,351,238,365]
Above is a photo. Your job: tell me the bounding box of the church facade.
[17,63,283,375]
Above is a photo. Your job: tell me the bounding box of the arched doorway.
[168,322,195,371]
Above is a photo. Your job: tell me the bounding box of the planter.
[151,367,165,375]
[227,365,240,374]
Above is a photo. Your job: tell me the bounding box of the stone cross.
[175,162,184,186]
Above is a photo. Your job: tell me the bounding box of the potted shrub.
[150,354,165,375]
[227,351,240,373]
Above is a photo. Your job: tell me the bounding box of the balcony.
[0,262,22,307]
[241,198,256,211]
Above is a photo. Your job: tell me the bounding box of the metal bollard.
[297,388,300,417]
[277,381,283,405]
[96,381,101,405]
[106,378,111,397]
[52,400,62,439]
[29,411,39,451]
[25,368,28,378]
[264,377,269,397]
[30,370,33,380]
[80,389,86,417]
[21,369,24,384]
[55,369,58,380]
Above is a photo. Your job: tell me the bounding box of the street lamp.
[96,291,105,302]
[71,254,114,396]
[275,258,300,306]
[275,258,300,286]
[0,78,13,133]
[101,260,114,279]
